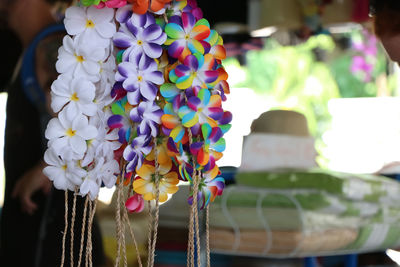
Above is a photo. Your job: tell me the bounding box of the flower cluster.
[46,0,231,209]
[108,4,180,204]
[160,2,232,208]
[44,6,120,200]
[106,0,231,208]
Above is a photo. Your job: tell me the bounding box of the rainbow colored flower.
[165,12,210,60]
[169,53,218,90]
[177,88,223,128]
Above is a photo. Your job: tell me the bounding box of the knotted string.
[206,205,211,267]
[77,196,89,267]
[87,199,97,267]
[70,188,78,267]
[60,190,69,267]
[122,188,143,267]
[115,179,123,267]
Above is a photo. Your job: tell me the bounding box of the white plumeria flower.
[43,148,86,190]
[80,170,101,200]
[56,35,105,82]
[99,158,119,188]
[80,157,104,200]
[81,112,120,167]
[45,109,98,157]
[51,74,97,120]
[65,6,116,48]
[100,53,116,85]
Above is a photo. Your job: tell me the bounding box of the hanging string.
[122,193,143,267]
[77,196,89,267]
[115,180,123,267]
[188,196,195,267]
[146,200,153,267]
[85,200,92,267]
[149,147,161,267]
[206,205,211,267]
[121,192,128,267]
[60,190,69,267]
[87,199,98,267]
[192,170,201,267]
[70,188,78,267]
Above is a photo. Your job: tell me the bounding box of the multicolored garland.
[44,0,231,266]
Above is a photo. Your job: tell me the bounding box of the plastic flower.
[188,168,225,209]
[50,74,97,120]
[56,36,105,82]
[161,102,187,143]
[80,156,118,200]
[108,97,135,144]
[190,123,225,166]
[169,53,218,90]
[165,12,210,59]
[96,157,120,188]
[130,101,163,137]
[204,30,226,61]
[116,4,134,24]
[123,135,153,172]
[178,88,223,128]
[128,0,172,15]
[80,165,101,200]
[125,194,145,213]
[212,80,230,102]
[95,0,127,8]
[45,109,98,157]
[133,164,179,202]
[184,0,203,20]
[82,112,121,167]
[116,54,164,104]
[80,0,102,6]
[165,0,187,17]
[64,6,116,48]
[166,138,193,181]
[43,148,87,190]
[114,12,166,60]
[218,110,232,134]
[145,137,173,174]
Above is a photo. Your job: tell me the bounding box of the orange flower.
[128,0,172,15]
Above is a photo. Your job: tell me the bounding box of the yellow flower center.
[75,54,84,63]
[184,34,190,40]
[62,165,68,171]
[137,40,143,45]
[66,128,76,137]
[70,92,79,102]
[86,19,95,28]
[137,76,143,82]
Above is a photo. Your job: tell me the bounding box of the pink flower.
[125,194,145,213]
[96,0,127,9]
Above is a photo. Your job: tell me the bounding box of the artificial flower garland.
[44,0,231,266]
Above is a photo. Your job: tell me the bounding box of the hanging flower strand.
[45,1,232,266]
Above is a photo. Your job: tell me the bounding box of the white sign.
[240,133,318,171]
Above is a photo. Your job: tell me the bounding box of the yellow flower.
[133,164,179,202]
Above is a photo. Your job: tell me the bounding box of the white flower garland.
[44,6,120,200]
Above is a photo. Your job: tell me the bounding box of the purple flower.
[114,12,167,60]
[130,101,163,137]
[123,135,153,172]
[116,53,164,104]
[351,56,373,82]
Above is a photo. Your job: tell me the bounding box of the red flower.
[128,0,172,14]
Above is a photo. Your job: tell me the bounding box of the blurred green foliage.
[223,32,390,167]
